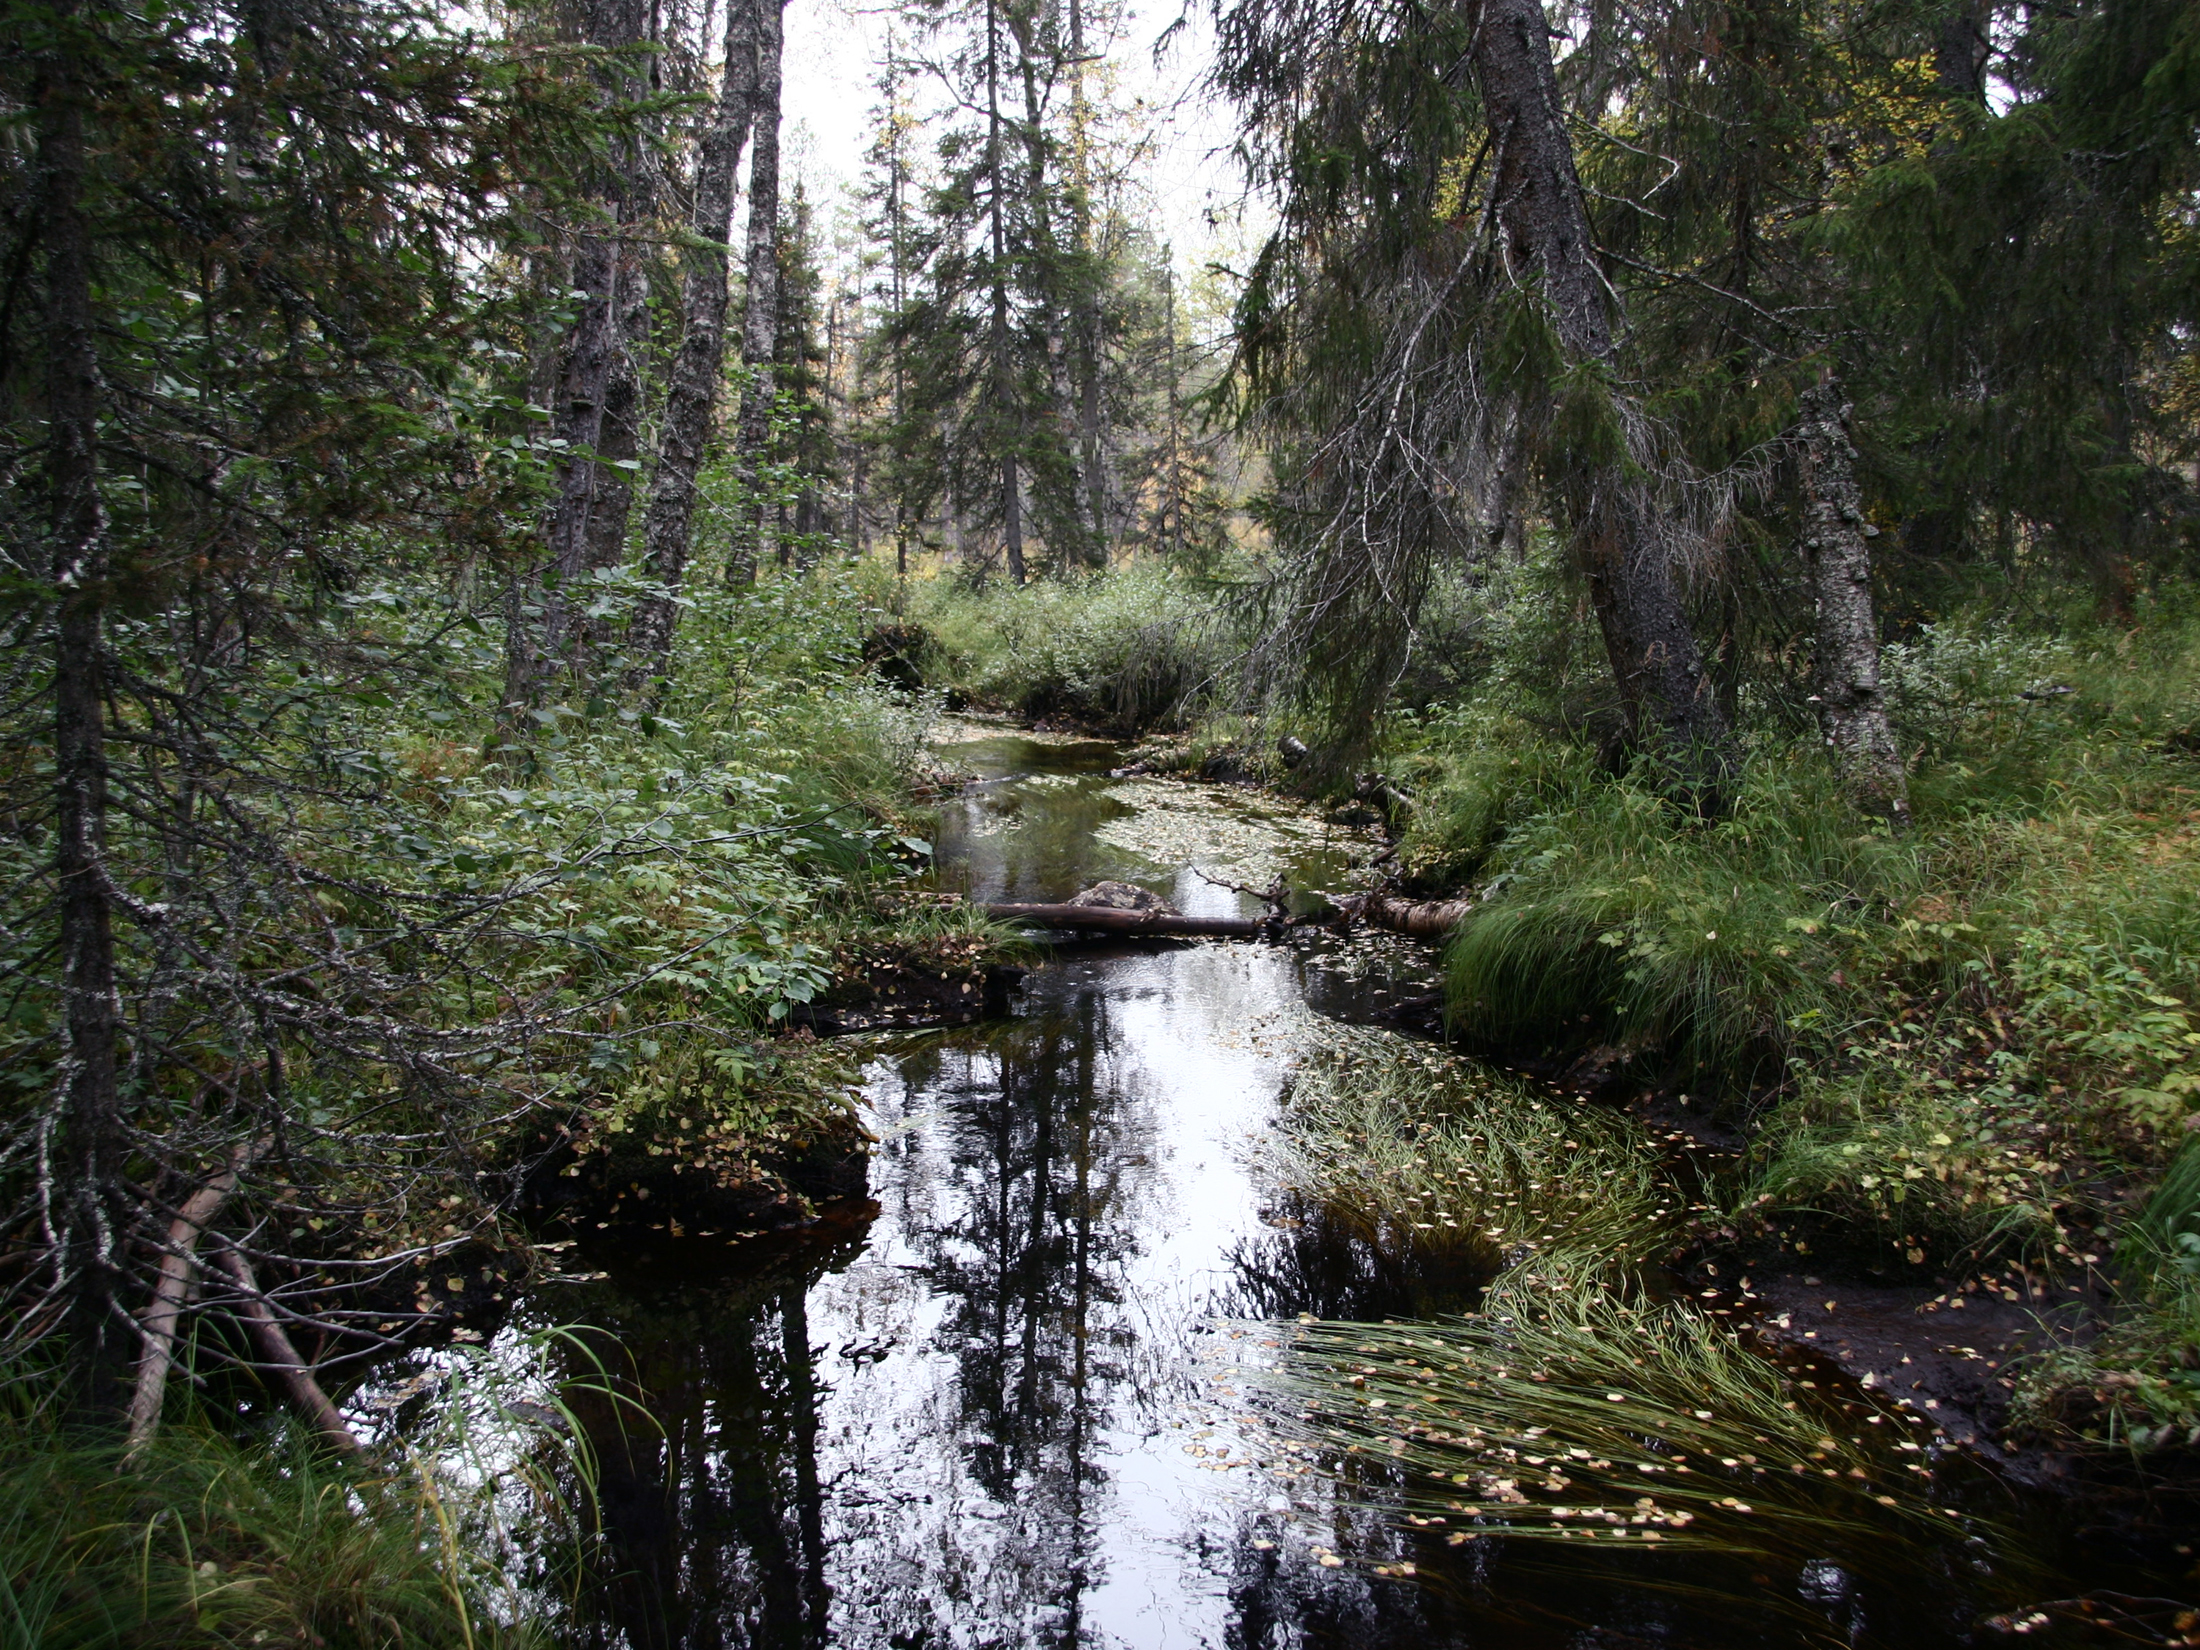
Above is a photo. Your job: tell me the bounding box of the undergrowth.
[907,561,1230,733]
[1374,587,2200,1451]
[914,552,2200,1454]
[0,1325,608,1649]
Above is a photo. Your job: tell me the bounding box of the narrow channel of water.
[381,724,2096,1647]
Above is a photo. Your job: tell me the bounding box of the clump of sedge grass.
[1265,1027,1672,1280]
[1256,1278,1978,1565]
[0,1415,549,1650]
[910,561,1227,733]
[1438,747,1919,1085]
[0,1326,612,1649]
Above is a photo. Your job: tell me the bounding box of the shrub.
[911,563,1232,732]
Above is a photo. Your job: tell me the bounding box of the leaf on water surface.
[1089,777,1375,882]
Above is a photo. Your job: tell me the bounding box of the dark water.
[373,725,2127,1648]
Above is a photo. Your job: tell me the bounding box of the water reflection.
[551,935,1357,1648]
[932,732,1139,907]
[567,1233,848,1647]
[520,731,2064,1649]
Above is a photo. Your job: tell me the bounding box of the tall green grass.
[1378,596,2200,1449]
[0,1417,535,1649]
[1265,1027,1673,1279]
[1407,606,2200,1099]
[909,562,1231,733]
[1438,745,1920,1083]
[1,1327,615,1649]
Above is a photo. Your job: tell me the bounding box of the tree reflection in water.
[559,1229,848,1648]
[541,933,1581,1650]
[555,967,1166,1650]
[508,735,2050,1649]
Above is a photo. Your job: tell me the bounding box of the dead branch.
[125,1136,263,1460]
[1335,891,1477,937]
[210,1244,363,1455]
[1193,866,1291,912]
[979,902,1267,937]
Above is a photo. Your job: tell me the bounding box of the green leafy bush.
[911,563,1230,732]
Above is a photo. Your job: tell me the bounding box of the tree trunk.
[980,903,1265,937]
[1797,380,1909,828]
[846,331,868,556]
[1011,15,1076,572]
[1934,0,1992,100]
[1159,262,1184,559]
[883,58,913,580]
[1001,454,1026,584]
[1068,0,1108,566]
[581,154,655,583]
[502,0,651,730]
[632,0,764,672]
[1469,0,1735,799]
[211,1247,363,1455]
[984,0,1026,585]
[42,26,129,1414]
[127,1140,259,1458]
[726,0,787,585]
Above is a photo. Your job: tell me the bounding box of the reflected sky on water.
[484,725,2072,1649]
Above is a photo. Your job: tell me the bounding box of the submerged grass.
[1258,1277,1976,1565]
[1252,1029,1998,1574]
[1265,1027,1672,1280]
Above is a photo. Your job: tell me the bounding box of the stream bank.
[363,718,2180,1647]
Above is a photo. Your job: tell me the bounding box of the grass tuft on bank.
[1396,611,2200,1450]
[1267,1027,1672,1281]
[1261,1282,1971,1565]
[907,562,1229,733]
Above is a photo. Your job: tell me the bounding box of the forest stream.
[363,722,2147,1650]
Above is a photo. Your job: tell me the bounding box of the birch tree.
[633,0,767,669]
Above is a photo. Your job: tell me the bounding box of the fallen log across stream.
[978,902,1268,938]
[979,895,1477,940]
[1333,892,1478,938]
